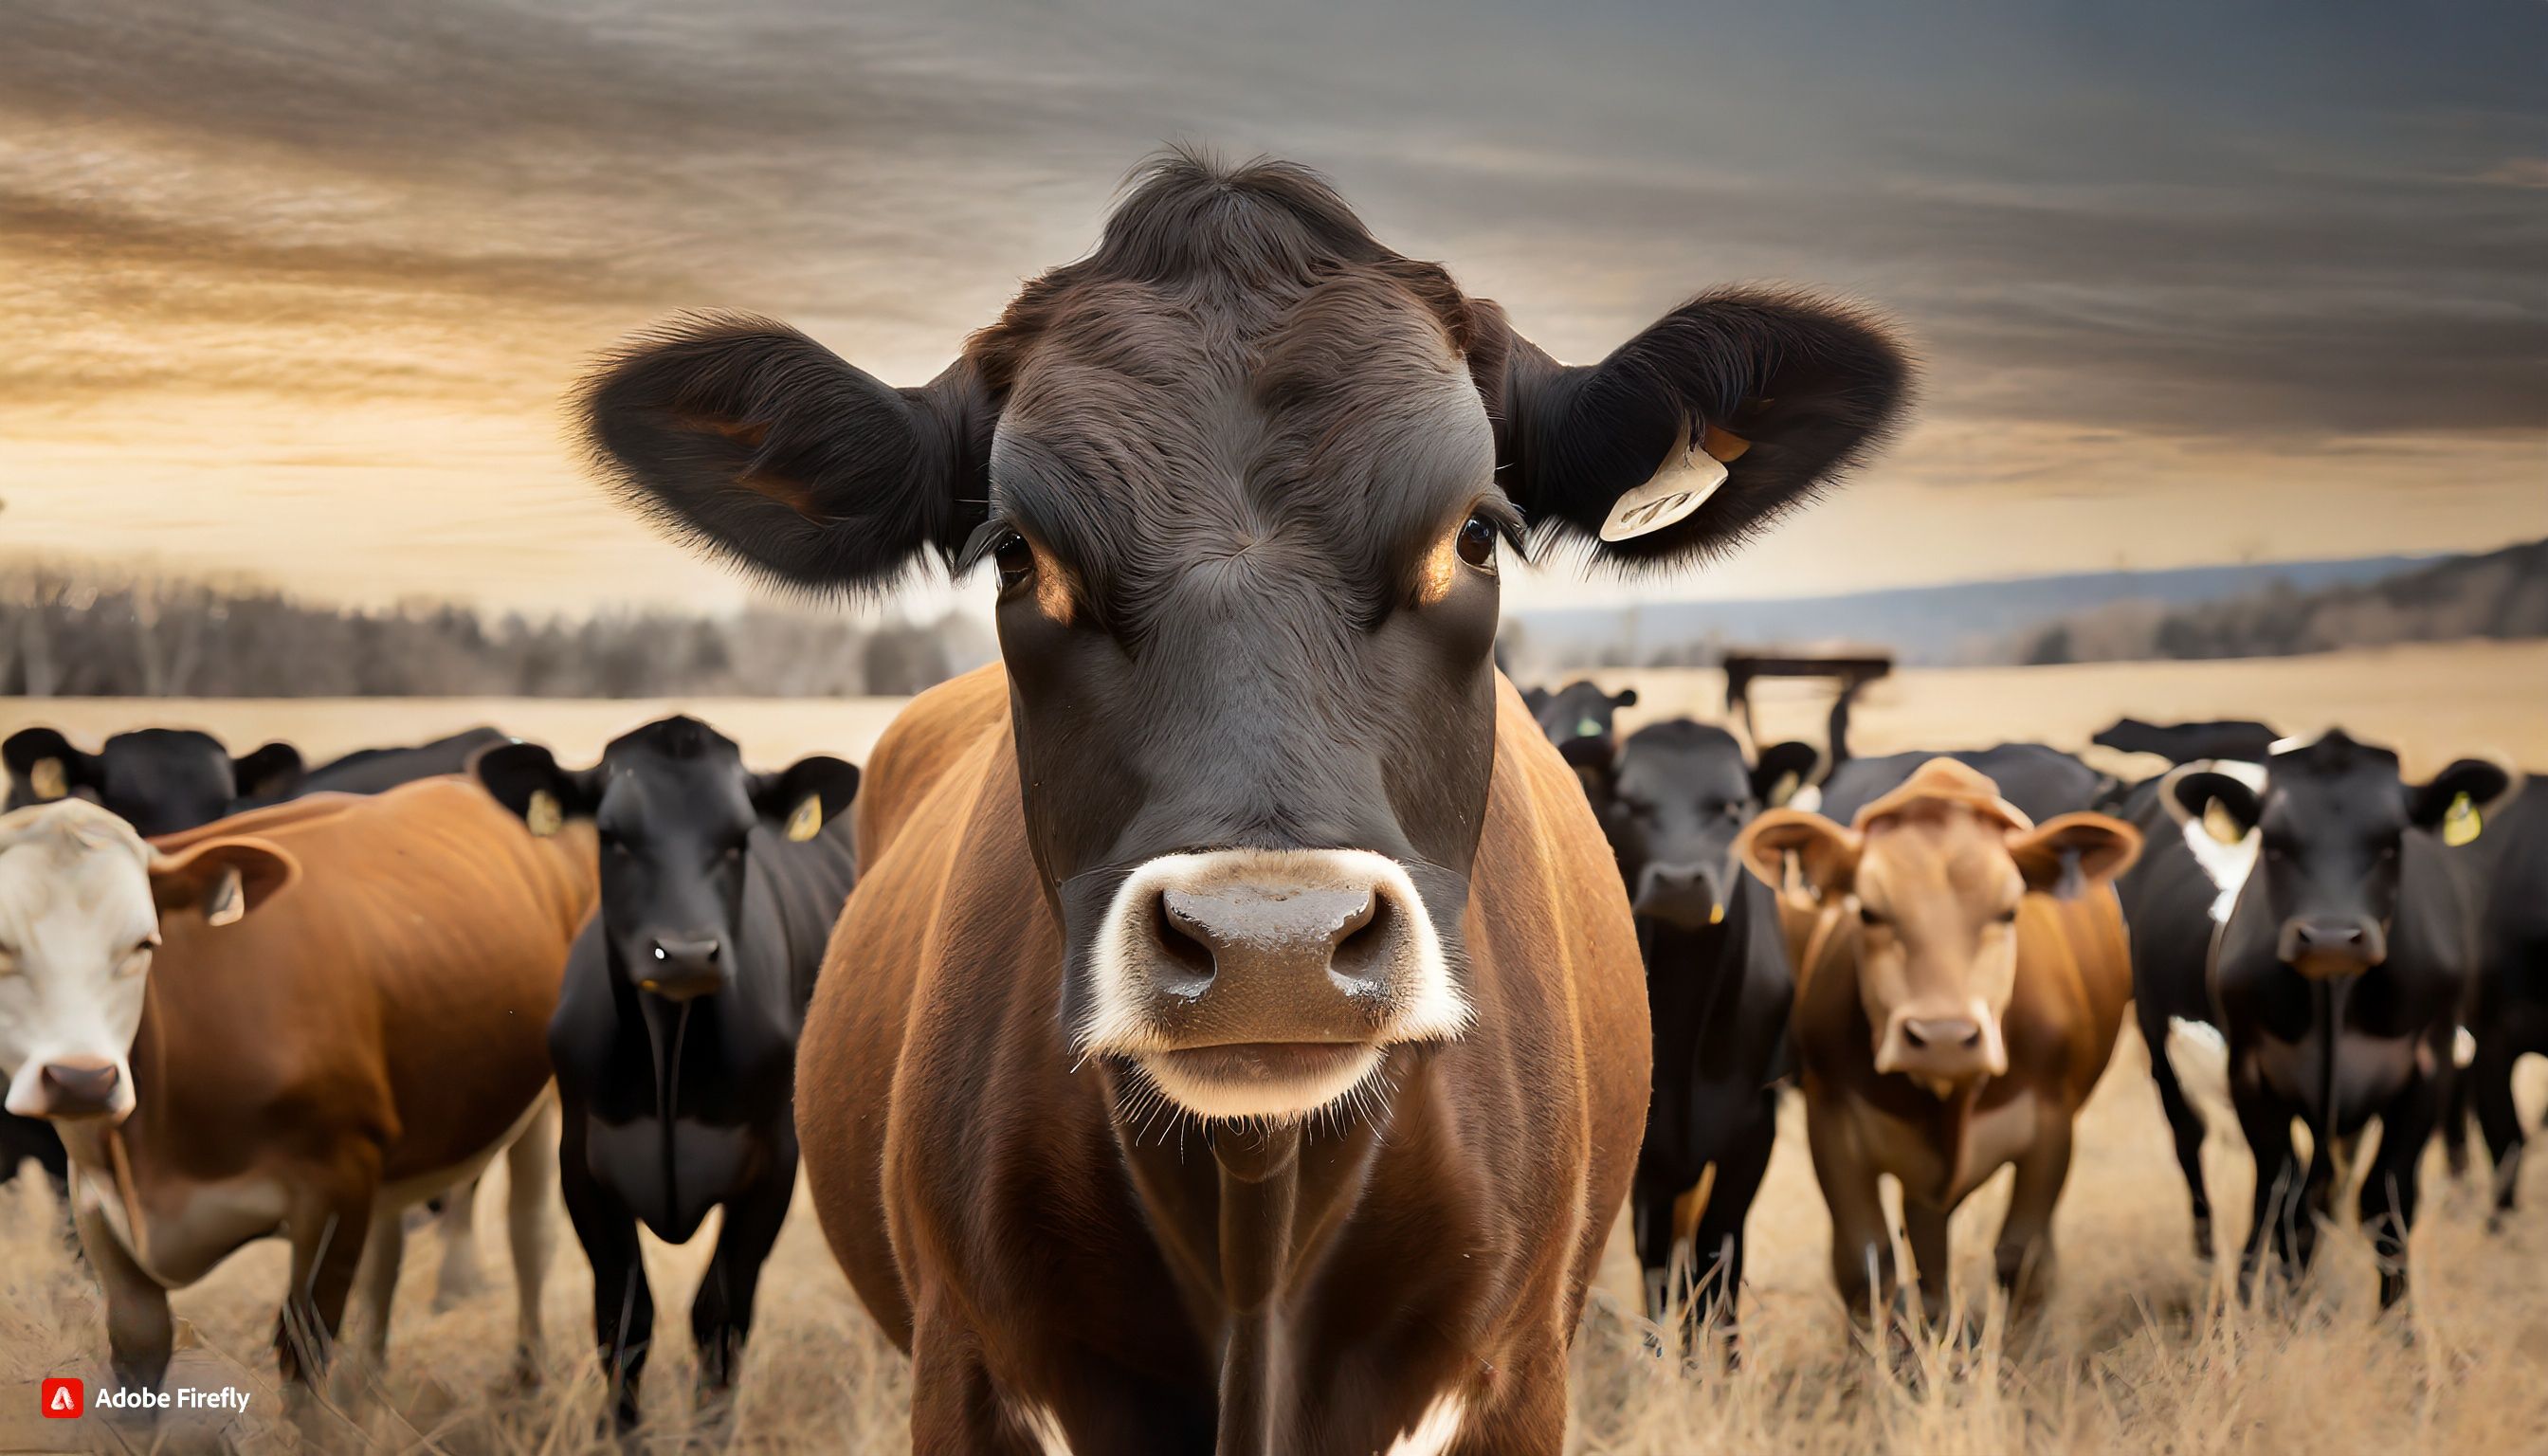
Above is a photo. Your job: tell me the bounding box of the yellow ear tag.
[2444,792,2482,847]
[29,757,67,801]
[2202,800,2245,846]
[526,790,563,838]
[1707,901,1726,926]
[785,795,823,843]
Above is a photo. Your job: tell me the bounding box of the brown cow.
[0,780,594,1428]
[1737,759,2138,1329]
[578,153,1908,1452]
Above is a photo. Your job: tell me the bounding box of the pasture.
[2,638,2544,1453]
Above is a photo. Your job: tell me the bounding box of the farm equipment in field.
[1720,650,1893,767]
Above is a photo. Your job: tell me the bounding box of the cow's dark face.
[2170,731,2514,979]
[1601,722,1760,932]
[1528,681,1638,776]
[574,156,1909,1121]
[3,728,301,839]
[475,719,855,1000]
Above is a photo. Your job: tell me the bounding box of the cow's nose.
[640,936,724,1000]
[2278,918,2385,975]
[1631,862,1726,930]
[1158,883,1381,993]
[1902,1017,1983,1052]
[41,1059,121,1119]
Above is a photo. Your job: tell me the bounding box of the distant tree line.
[2012,537,2548,665]
[0,561,992,698]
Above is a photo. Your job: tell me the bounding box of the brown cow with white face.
[1738,759,2138,1329]
[583,154,1909,1453]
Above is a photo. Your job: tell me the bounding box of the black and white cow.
[2093,717,2281,767]
[474,718,858,1433]
[2165,731,2514,1305]
[1594,719,1807,1354]
[2441,775,2548,1220]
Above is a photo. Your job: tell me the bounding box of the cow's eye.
[1995,905,2019,926]
[992,530,1036,592]
[118,937,157,977]
[1455,513,1498,570]
[1857,903,1887,928]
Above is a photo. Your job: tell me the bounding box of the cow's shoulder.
[857,664,1009,871]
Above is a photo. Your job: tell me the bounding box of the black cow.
[2442,776,2548,1220]
[2168,731,2511,1305]
[474,718,859,1434]
[1816,743,2115,828]
[2094,717,2281,766]
[1594,719,1802,1354]
[297,726,513,796]
[1525,680,1639,788]
[2109,763,2265,1258]
[3,726,302,836]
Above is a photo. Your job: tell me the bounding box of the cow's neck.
[1640,904,1749,1069]
[1107,1063,1401,1449]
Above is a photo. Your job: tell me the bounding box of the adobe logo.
[41,1376,84,1419]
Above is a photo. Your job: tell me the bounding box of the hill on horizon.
[1510,551,2447,667]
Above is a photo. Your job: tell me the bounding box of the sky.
[2,0,2542,620]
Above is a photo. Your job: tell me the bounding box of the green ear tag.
[2444,792,2482,847]
[786,795,823,843]
[1575,719,1603,738]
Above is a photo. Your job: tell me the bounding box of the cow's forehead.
[1863,810,2020,902]
[990,275,1488,576]
[0,814,155,942]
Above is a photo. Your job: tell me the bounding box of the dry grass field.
[3,639,2545,1454]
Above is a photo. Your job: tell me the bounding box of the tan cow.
[1736,759,2138,1328]
[0,781,594,1426]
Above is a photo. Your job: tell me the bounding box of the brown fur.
[64,778,594,1401]
[1738,761,2137,1324]
[798,664,1647,1452]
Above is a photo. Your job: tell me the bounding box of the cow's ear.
[1736,809,1860,899]
[472,742,600,835]
[4,728,97,804]
[580,314,992,595]
[150,836,298,926]
[230,741,304,800]
[1521,686,1552,715]
[2163,766,2262,839]
[2008,812,2140,899]
[1752,740,1822,808]
[1610,687,1639,709]
[1476,290,1910,569]
[2409,758,2521,833]
[752,755,861,841]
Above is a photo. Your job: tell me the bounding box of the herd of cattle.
[1,695,2536,1443]
[3,157,2541,1454]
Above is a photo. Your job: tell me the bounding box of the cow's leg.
[2360,1072,2442,1311]
[2472,1026,2528,1225]
[276,1168,378,1435]
[690,1135,798,1420]
[2232,1078,2304,1297]
[909,1292,1048,1456]
[558,1116,651,1434]
[1629,1180,1679,1325]
[1993,1118,2073,1319]
[1448,1348,1567,1456]
[2143,1010,2217,1259]
[1690,1118,1774,1365]
[339,1203,407,1410]
[430,1174,486,1311]
[1901,1198,1954,1334]
[71,1194,173,1405]
[504,1094,559,1384]
[1805,1100,1892,1329]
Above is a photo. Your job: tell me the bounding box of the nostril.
[1903,1024,1928,1049]
[43,1063,118,1100]
[1329,893,1393,986]
[1960,1028,1982,1049]
[1153,894,1217,985]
